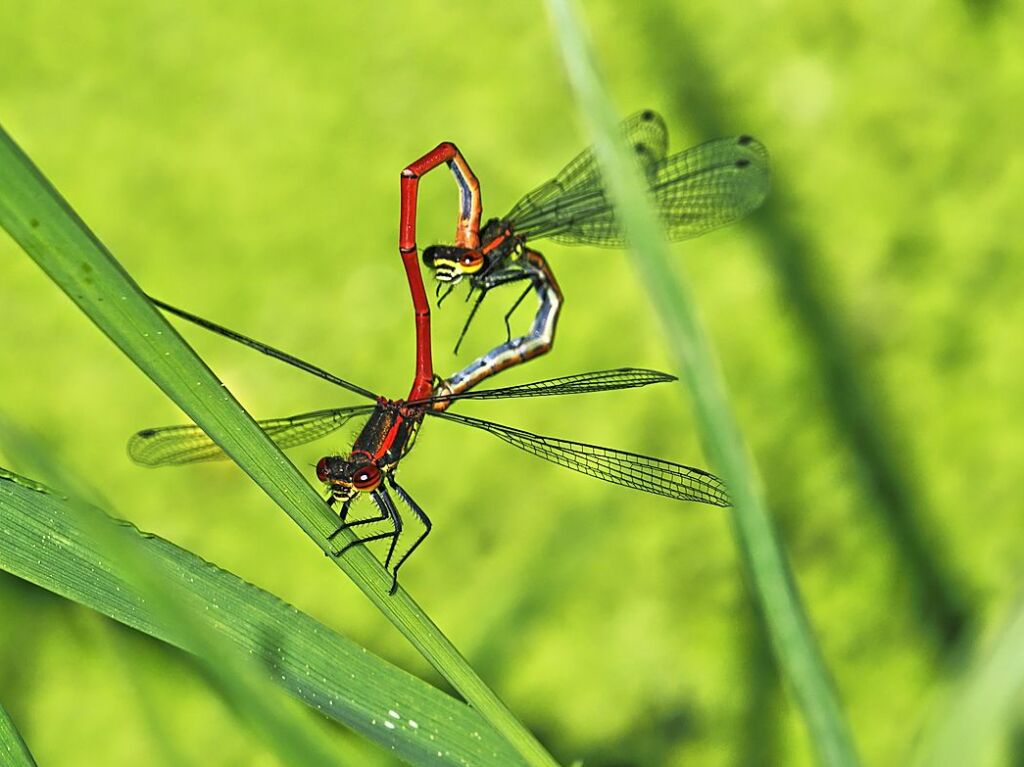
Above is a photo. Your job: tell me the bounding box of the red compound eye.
[459,251,485,272]
[352,464,381,491]
[315,457,330,483]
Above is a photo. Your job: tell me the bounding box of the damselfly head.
[423,245,462,283]
[316,455,382,496]
[423,244,485,282]
[422,244,453,269]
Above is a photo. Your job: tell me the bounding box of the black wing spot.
[738,135,753,146]
[641,110,655,121]
[735,159,751,168]
[137,429,157,438]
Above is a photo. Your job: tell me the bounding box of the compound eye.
[315,457,330,483]
[352,464,381,492]
[459,251,485,273]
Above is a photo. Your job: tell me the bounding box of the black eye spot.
[738,135,753,146]
[641,110,655,121]
[735,159,751,168]
[634,142,647,154]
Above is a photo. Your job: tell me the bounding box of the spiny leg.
[377,487,405,579]
[327,494,396,557]
[454,288,490,355]
[386,477,433,595]
[502,283,534,344]
[454,268,534,354]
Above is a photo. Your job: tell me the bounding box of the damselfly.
[129,299,728,593]
[407,110,769,395]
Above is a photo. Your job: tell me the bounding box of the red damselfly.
[407,110,770,395]
[129,299,728,593]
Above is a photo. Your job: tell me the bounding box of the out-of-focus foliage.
[0,0,1020,765]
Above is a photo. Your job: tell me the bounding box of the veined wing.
[418,368,676,406]
[430,410,729,507]
[506,110,668,226]
[652,135,770,241]
[128,405,377,467]
[510,133,769,247]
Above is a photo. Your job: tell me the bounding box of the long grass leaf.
[543,2,860,764]
[0,464,526,766]
[0,702,37,767]
[0,420,358,767]
[0,123,556,767]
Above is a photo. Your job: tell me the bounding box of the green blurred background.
[1,0,1021,764]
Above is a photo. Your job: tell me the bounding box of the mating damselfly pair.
[131,111,769,592]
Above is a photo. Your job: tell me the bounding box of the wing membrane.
[430,410,729,507]
[420,367,676,406]
[651,136,770,241]
[508,114,769,247]
[507,110,668,225]
[128,405,376,467]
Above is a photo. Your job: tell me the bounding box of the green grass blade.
[633,14,969,647]
[543,2,860,765]
[0,421,356,767]
[0,702,37,767]
[0,464,526,766]
[0,123,557,766]
[85,520,349,766]
[911,597,1024,767]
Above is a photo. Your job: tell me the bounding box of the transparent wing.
[419,367,676,407]
[509,130,769,247]
[128,405,377,467]
[652,135,770,242]
[507,110,668,225]
[430,410,729,507]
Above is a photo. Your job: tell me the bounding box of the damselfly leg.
[502,283,538,344]
[453,266,532,355]
[328,489,398,557]
[385,476,432,594]
[325,480,428,594]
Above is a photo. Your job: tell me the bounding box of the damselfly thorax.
[316,399,425,502]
